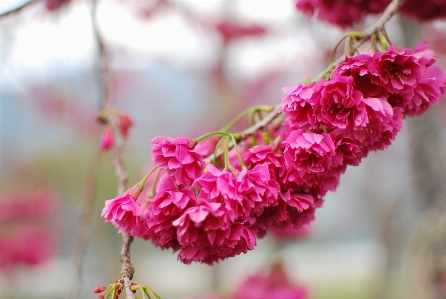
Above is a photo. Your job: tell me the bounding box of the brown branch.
[315,0,406,80]
[113,125,134,299]
[120,234,135,299]
[91,0,113,111]
[238,0,406,138]
[0,0,34,19]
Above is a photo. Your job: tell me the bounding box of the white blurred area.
[0,1,434,299]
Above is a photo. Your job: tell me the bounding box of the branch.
[114,133,134,299]
[91,0,113,110]
[0,0,34,19]
[315,0,406,80]
[211,0,405,152]
[121,234,135,299]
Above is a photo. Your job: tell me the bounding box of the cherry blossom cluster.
[296,0,446,27]
[102,41,445,265]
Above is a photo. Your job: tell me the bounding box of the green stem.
[194,131,227,143]
[229,133,246,169]
[136,166,158,189]
[150,168,163,198]
[220,105,274,132]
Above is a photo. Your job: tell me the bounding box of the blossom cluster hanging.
[102,38,446,265]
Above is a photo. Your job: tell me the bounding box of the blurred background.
[1,0,446,298]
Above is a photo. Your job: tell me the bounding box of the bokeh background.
[1,0,446,298]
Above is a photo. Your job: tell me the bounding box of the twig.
[203,0,406,160]
[68,148,102,299]
[120,234,135,299]
[91,0,113,111]
[114,134,135,299]
[315,0,406,79]
[0,0,34,19]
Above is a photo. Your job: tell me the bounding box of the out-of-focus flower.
[232,263,310,299]
[100,126,114,150]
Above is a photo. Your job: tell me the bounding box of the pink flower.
[280,84,316,128]
[283,130,339,177]
[333,52,387,98]
[177,222,257,265]
[101,185,144,235]
[271,191,316,229]
[100,126,114,150]
[401,0,446,21]
[404,65,446,116]
[151,136,204,186]
[295,0,388,28]
[242,145,286,181]
[232,263,310,299]
[173,200,231,248]
[143,175,197,250]
[312,74,365,130]
[372,46,423,95]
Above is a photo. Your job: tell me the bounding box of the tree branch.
[236,0,406,139]
[315,0,406,80]
[112,129,134,299]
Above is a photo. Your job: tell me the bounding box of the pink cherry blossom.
[152,136,204,186]
[333,52,388,98]
[101,185,144,236]
[404,65,446,116]
[142,175,197,250]
[283,130,338,176]
[372,46,423,95]
[280,84,317,128]
[312,74,365,130]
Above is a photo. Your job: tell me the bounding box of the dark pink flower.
[242,145,286,180]
[283,130,338,176]
[312,74,366,130]
[333,52,387,98]
[152,136,204,186]
[142,175,197,250]
[101,185,143,235]
[280,84,317,128]
[271,191,316,229]
[404,65,446,116]
[372,46,423,95]
[232,263,310,299]
[173,200,231,248]
[295,0,388,28]
[177,222,256,265]
[401,0,446,21]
